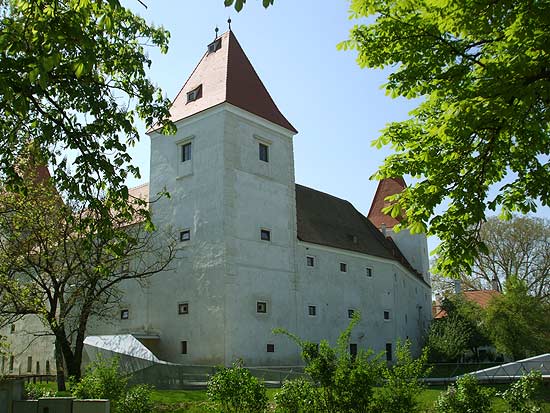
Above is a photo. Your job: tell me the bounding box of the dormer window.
[207,38,222,54]
[187,85,202,103]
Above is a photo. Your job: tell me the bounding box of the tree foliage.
[485,276,550,360]
[0,161,177,386]
[0,0,174,240]
[337,0,550,277]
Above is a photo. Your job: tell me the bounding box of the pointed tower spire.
[367,177,406,229]
[149,31,297,134]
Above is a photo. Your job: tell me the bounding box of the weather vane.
[214,26,219,39]
[228,18,232,31]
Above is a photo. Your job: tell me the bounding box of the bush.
[206,360,268,413]
[435,374,494,413]
[24,382,54,400]
[117,384,154,413]
[71,356,128,404]
[372,341,430,413]
[500,371,543,413]
[274,377,318,413]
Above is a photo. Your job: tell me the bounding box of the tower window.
[348,309,355,319]
[178,303,189,315]
[340,263,347,272]
[181,142,192,162]
[306,256,315,267]
[260,229,271,241]
[120,309,129,320]
[308,305,317,316]
[366,267,373,277]
[266,344,275,353]
[256,301,267,313]
[10,324,15,333]
[186,85,202,103]
[384,310,391,320]
[259,143,269,162]
[207,38,222,53]
[181,341,188,354]
[180,229,191,242]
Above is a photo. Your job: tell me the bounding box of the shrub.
[24,382,54,400]
[206,360,268,413]
[372,340,430,413]
[117,384,154,413]
[500,371,543,413]
[435,374,494,413]
[274,377,318,413]
[71,356,128,404]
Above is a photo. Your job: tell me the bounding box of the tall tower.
[147,31,299,365]
[368,178,431,284]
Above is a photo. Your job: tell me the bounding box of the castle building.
[2,31,431,373]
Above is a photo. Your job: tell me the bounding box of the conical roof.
[367,177,407,229]
[152,31,297,134]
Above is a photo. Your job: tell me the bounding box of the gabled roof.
[296,184,425,282]
[151,31,297,134]
[433,290,501,319]
[367,177,407,229]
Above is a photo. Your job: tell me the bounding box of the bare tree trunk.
[54,337,66,392]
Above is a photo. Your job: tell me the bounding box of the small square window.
[120,309,129,320]
[349,343,358,356]
[10,324,15,333]
[186,85,202,103]
[181,142,192,162]
[260,229,271,241]
[348,309,355,319]
[384,310,391,320]
[178,303,189,315]
[256,301,267,313]
[266,343,275,353]
[181,340,188,354]
[180,230,191,242]
[366,267,373,277]
[308,305,316,316]
[306,256,315,267]
[340,263,347,272]
[259,143,269,162]
[207,38,222,53]
[386,343,392,361]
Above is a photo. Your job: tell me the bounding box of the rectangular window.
[256,301,267,313]
[9,356,14,372]
[340,263,347,272]
[120,309,129,320]
[207,38,222,53]
[186,85,202,103]
[260,229,271,241]
[46,360,50,374]
[306,256,315,267]
[181,341,188,354]
[10,324,15,333]
[266,344,275,353]
[366,267,373,277]
[386,343,392,361]
[384,310,391,320]
[349,343,358,356]
[259,143,269,162]
[36,361,40,375]
[180,229,191,242]
[27,356,32,373]
[348,309,355,319]
[308,305,316,316]
[181,142,192,162]
[178,303,189,315]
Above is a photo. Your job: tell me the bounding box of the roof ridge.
[295,183,355,206]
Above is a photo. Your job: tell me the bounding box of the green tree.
[335,0,550,278]
[0,161,177,388]
[485,276,550,360]
[0,0,174,242]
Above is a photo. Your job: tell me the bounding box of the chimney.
[491,276,500,292]
[454,279,461,295]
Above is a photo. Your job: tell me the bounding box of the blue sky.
[123,0,549,254]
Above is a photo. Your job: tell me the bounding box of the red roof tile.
[433,290,501,319]
[151,31,297,134]
[368,177,407,229]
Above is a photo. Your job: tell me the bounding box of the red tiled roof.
[367,177,407,229]
[433,290,501,319]
[150,31,297,134]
